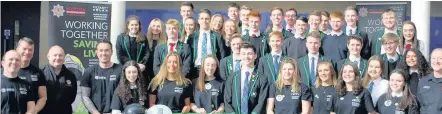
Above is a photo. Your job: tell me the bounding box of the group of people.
[2,1,442,114]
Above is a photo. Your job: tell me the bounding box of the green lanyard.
[233,70,259,113]
[192,31,218,61]
[344,58,367,77]
[302,55,324,87]
[161,41,183,58]
[375,29,402,55]
[123,36,144,62]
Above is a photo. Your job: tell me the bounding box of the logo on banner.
[66,6,86,16]
[93,6,109,12]
[359,7,368,17]
[52,4,65,18]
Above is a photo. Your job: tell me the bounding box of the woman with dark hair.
[375,69,419,114]
[362,56,389,105]
[312,60,337,114]
[149,52,192,113]
[396,48,431,95]
[116,15,150,72]
[111,60,148,114]
[266,58,312,114]
[191,55,225,113]
[331,63,376,114]
[399,21,426,60]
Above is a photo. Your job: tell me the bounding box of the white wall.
[39,1,49,68]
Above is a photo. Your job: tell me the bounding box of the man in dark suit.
[344,6,370,59]
[224,42,268,114]
[187,9,227,79]
[257,31,286,83]
[297,31,331,87]
[219,34,243,80]
[153,19,192,78]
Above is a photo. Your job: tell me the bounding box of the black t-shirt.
[149,80,192,113]
[17,64,46,97]
[40,65,78,114]
[331,89,375,114]
[268,83,312,114]
[1,75,36,114]
[191,78,224,112]
[376,93,419,114]
[80,63,123,113]
[111,88,148,111]
[312,85,335,114]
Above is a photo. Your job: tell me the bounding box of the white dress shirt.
[370,77,389,105]
[308,53,320,76]
[346,26,357,36]
[330,30,344,36]
[386,53,399,62]
[349,55,362,68]
[195,30,213,66]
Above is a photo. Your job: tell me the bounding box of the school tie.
[405,44,412,51]
[388,58,395,63]
[368,81,374,93]
[241,71,251,114]
[235,60,241,72]
[251,34,257,38]
[310,57,316,86]
[353,61,359,68]
[168,43,175,52]
[201,33,208,59]
[273,55,280,76]
[349,29,353,35]
[287,29,292,33]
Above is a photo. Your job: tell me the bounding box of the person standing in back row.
[322,11,348,63]
[16,37,47,114]
[371,9,402,55]
[344,6,370,59]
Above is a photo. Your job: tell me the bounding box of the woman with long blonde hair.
[148,52,192,113]
[210,14,224,34]
[311,60,336,114]
[146,18,166,51]
[267,58,312,114]
[223,19,239,47]
[191,55,225,113]
[181,17,197,44]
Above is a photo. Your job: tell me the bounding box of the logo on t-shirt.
[109,75,117,81]
[174,87,183,93]
[94,76,106,80]
[19,88,27,94]
[30,75,38,81]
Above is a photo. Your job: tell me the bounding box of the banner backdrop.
[356,2,407,42]
[48,1,111,114]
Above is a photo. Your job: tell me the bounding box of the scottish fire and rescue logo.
[52,4,65,18]
[359,7,368,17]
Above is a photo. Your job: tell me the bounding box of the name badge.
[352,97,361,107]
[174,87,183,93]
[423,86,430,89]
[19,76,26,80]
[66,80,72,86]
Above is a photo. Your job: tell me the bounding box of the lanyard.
[302,55,324,87]
[192,30,218,61]
[124,36,144,62]
[233,70,259,112]
[375,29,402,55]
